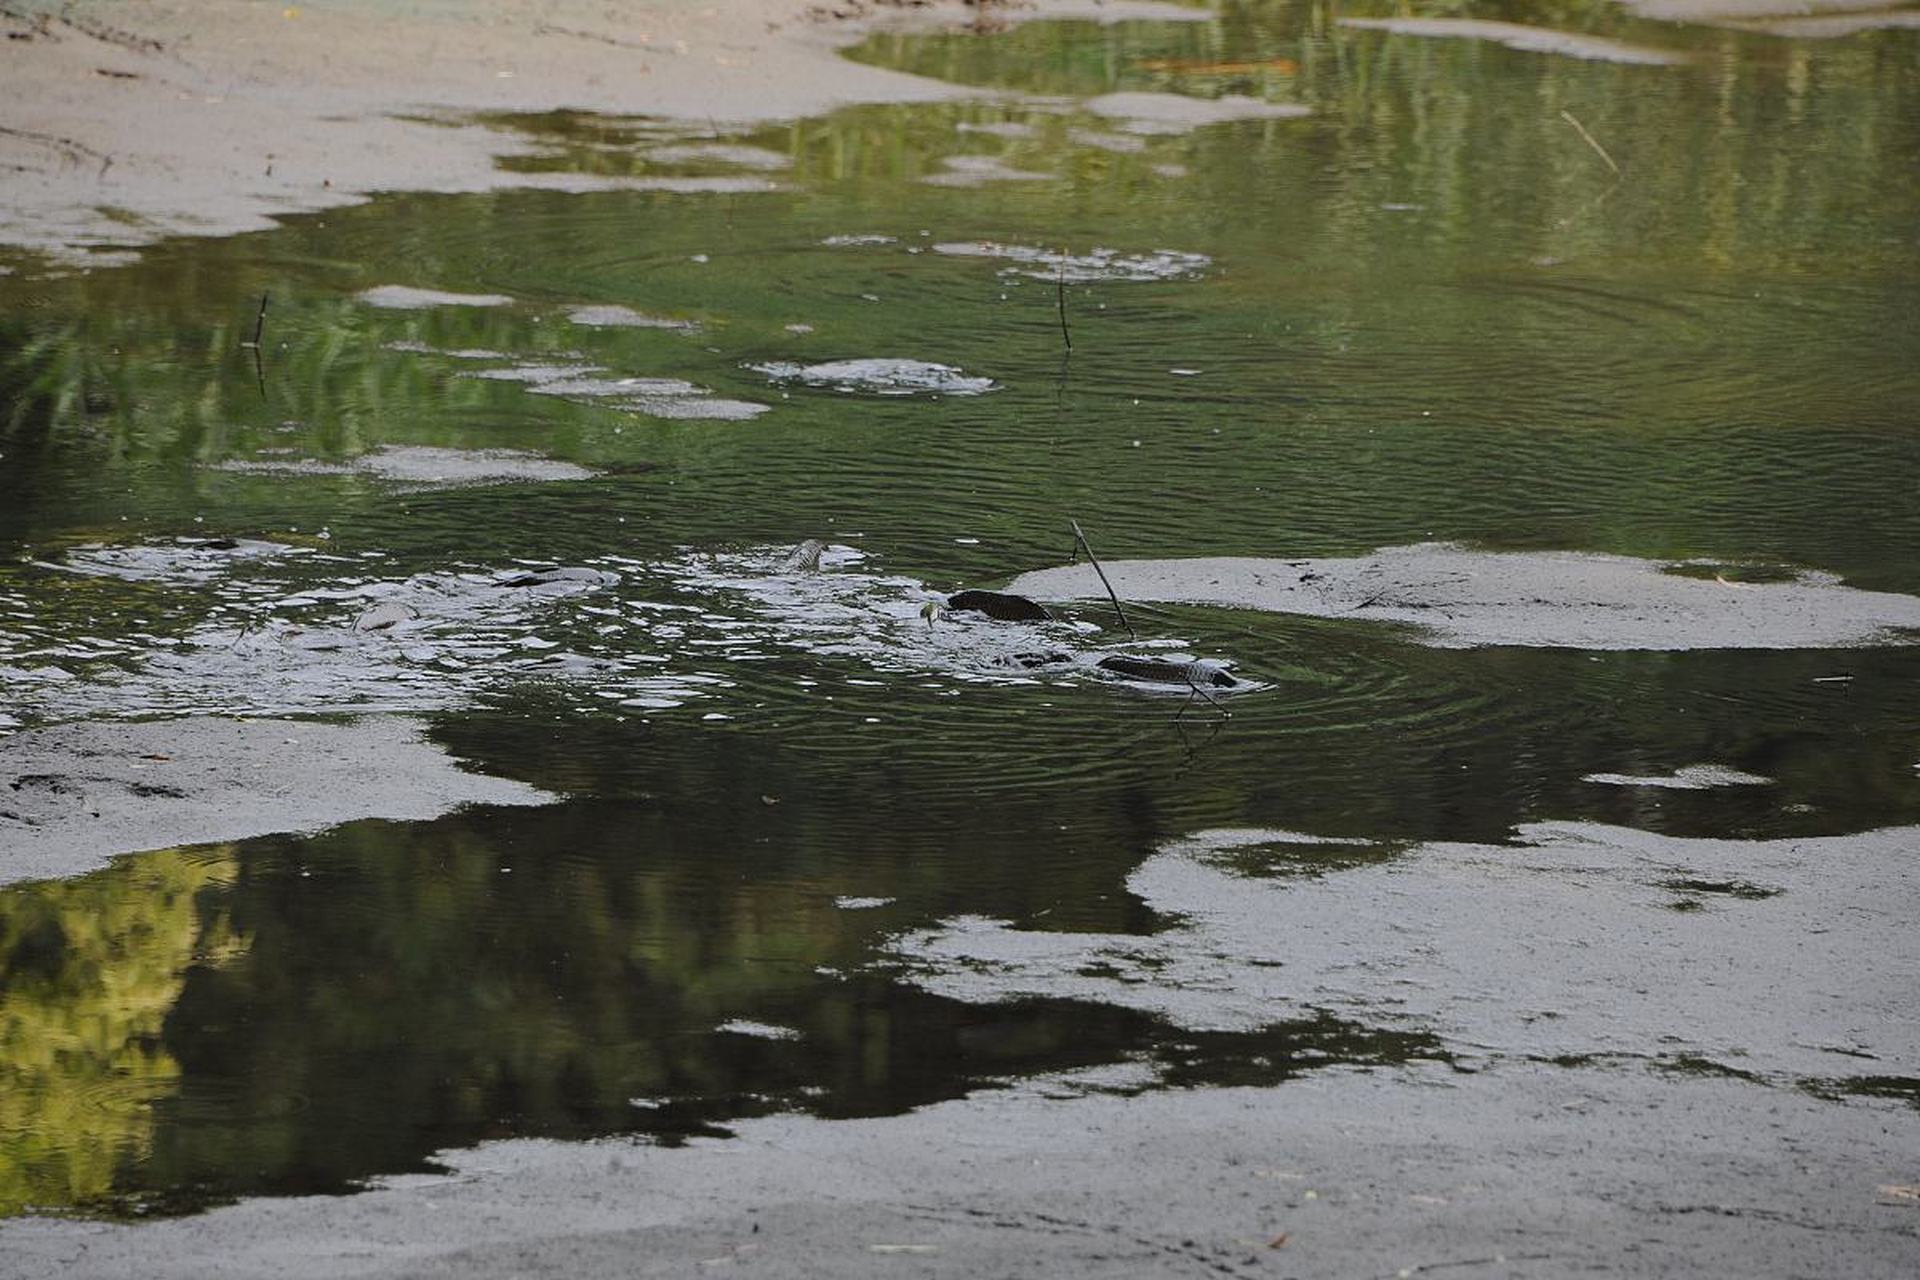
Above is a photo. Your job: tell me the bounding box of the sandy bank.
[0,716,552,884]
[1,1058,1914,1278]
[0,0,1201,265]
[1007,544,1920,650]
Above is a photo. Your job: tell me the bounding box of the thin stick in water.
[1055,253,1072,353]
[1070,518,1134,639]
[1559,109,1620,178]
[241,293,269,349]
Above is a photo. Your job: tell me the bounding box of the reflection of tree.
[0,847,245,1216]
[101,790,1442,1214]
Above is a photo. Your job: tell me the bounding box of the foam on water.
[464,362,770,420]
[357,285,515,309]
[565,305,699,330]
[931,240,1210,282]
[216,446,598,488]
[749,358,997,397]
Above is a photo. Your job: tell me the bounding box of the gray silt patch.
[885,821,1920,1084]
[1,1060,1914,1278]
[215,445,598,487]
[0,716,552,884]
[1006,543,1920,650]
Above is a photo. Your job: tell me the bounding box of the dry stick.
[1559,109,1620,178]
[1055,253,1072,353]
[1069,518,1134,639]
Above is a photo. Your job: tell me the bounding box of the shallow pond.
[2,0,1918,1217]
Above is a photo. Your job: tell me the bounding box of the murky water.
[3,0,1918,1218]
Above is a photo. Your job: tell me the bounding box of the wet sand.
[1,1060,1914,1278]
[0,0,1200,264]
[0,716,552,885]
[1007,544,1920,650]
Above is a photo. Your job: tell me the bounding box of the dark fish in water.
[946,590,1053,622]
[496,567,618,588]
[1097,655,1240,688]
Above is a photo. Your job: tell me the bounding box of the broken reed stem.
[1559,110,1621,179]
[1055,253,1072,354]
[1069,518,1134,639]
[241,292,269,349]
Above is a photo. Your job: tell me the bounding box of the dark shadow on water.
[0,803,1447,1218]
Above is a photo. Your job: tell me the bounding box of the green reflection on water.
[0,799,1448,1215]
[1,0,1918,1218]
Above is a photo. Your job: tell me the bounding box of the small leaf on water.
[1268,1232,1291,1249]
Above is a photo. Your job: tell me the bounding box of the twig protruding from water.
[241,293,269,349]
[1070,518,1134,639]
[1559,110,1620,178]
[1055,253,1073,354]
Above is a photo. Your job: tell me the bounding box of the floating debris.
[467,362,769,420]
[565,304,698,331]
[932,241,1210,282]
[1095,654,1241,689]
[750,358,997,397]
[357,285,514,309]
[216,445,598,487]
[716,1020,804,1041]
[1583,764,1774,790]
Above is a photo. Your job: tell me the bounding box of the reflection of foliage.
[48,782,1436,1215]
[0,847,245,1216]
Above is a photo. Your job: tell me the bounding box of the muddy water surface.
[2,0,1918,1217]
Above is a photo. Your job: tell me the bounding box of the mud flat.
[1007,544,1920,650]
[889,821,1920,1080]
[0,716,552,885]
[0,0,1201,264]
[1,1056,1915,1279]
